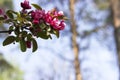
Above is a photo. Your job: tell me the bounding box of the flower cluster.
[31,10,45,24]
[0,0,67,52]
[44,10,65,30]
[31,10,66,30]
[20,0,66,31]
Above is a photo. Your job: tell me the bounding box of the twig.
[0,30,13,34]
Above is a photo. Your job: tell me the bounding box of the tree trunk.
[69,0,82,80]
[111,0,120,79]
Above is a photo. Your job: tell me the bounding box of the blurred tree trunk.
[111,0,120,77]
[69,0,82,80]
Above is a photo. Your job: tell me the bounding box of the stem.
[23,27,30,30]
[0,30,13,33]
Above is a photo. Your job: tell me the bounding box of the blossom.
[58,20,66,30]
[31,10,45,24]
[33,19,39,24]
[58,11,64,16]
[30,9,66,30]
[0,9,3,15]
[43,11,66,30]
[21,0,31,9]
[0,9,7,19]
[31,10,45,19]
[49,18,65,30]
[44,11,53,23]
[3,15,7,19]
[26,41,31,48]
[51,19,65,30]
[52,10,64,17]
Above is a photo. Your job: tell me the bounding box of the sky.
[0,0,119,80]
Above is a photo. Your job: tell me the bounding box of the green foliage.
[20,39,27,52]
[31,4,42,10]
[37,31,50,39]
[0,17,5,21]
[3,36,15,46]
[32,38,38,52]
[52,30,59,38]
[6,10,14,19]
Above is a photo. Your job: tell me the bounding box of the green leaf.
[6,10,14,19]
[46,25,51,32]
[31,4,42,10]
[21,31,27,37]
[15,37,20,42]
[37,31,49,39]
[3,36,15,46]
[54,16,68,20]
[8,10,18,15]
[63,16,69,20]
[4,19,12,23]
[27,34,32,41]
[39,23,46,29]
[32,38,38,52]
[20,39,26,52]
[14,27,20,35]
[49,35,52,39]
[53,30,59,38]
[17,13,25,22]
[9,26,14,31]
[0,17,5,21]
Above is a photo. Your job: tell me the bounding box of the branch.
[79,24,108,38]
[0,30,13,34]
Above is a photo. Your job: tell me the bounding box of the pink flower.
[3,15,7,19]
[50,18,59,26]
[33,19,39,24]
[50,18,65,30]
[21,0,31,9]
[52,10,58,17]
[52,10,64,17]
[31,10,45,24]
[0,9,3,15]
[58,20,66,30]
[0,9,7,19]
[31,9,66,30]
[31,10,45,19]
[43,10,66,30]
[58,11,64,16]
[26,41,31,48]
[44,12,53,23]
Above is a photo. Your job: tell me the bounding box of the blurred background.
[0,0,119,80]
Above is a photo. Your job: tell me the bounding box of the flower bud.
[26,41,31,48]
[21,0,31,9]
[58,11,64,16]
[0,9,3,15]
[33,19,39,24]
